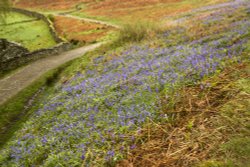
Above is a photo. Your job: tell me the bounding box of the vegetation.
[15,0,228,23]
[0,12,57,51]
[0,0,249,167]
[53,15,115,45]
[0,60,74,148]
[125,58,250,167]
[0,0,10,23]
[115,21,163,45]
[70,11,121,26]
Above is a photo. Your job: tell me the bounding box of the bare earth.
[0,43,103,105]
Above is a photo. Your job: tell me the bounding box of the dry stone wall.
[0,39,72,74]
[11,8,64,43]
[0,39,29,64]
[0,8,73,74]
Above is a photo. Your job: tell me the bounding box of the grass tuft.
[115,20,163,45]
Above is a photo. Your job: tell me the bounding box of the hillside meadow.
[0,0,250,167]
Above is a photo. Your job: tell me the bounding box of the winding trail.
[0,7,121,105]
[0,42,103,105]
[56,13,121,29]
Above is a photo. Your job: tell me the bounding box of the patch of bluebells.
[171,0,249,24]
[1,2,250,166]
[192,0,248,13]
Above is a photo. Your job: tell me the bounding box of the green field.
[0,12,57,51]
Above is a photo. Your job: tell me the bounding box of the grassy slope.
[53,15,115,44]
[0,0,249,166]
[122,58,250,167]
[0,60,74,148]
[72,0,227,24]
[0,12,56,51]
[14,0,227,26]
[0,39,123,149]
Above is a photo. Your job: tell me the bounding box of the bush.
[116,20,162,44]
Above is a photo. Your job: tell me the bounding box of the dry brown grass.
[15,0,227,23]
[53,16,114,44]
[14,0,92,10]
[117,62,250,167]
[81,0,226,23]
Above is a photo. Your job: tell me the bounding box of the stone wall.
[0,39,29,63]
[0,8,73,75]
[11,8,64,43]
[0,39,72,74]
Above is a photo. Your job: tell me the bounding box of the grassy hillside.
[123,58,250,167]
[53,15,115,44]
[0,12,57,51]
[0,0,249,167]
[75,0,227,23]
[15,0,91,10]
[16,0,228,24]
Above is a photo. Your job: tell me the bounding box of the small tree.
[0,0,10,23]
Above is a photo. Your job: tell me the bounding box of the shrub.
[116,20,163,44]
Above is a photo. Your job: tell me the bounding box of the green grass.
[0,12,31,24]
[0,60,74,148]
[219,77,250,167]
[0,12,57,51]
[0,39,125,148]
[0,24,127,145]
[198,63,250,167]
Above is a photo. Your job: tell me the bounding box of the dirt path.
[0,42,103,105]
[56,13,121,29]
